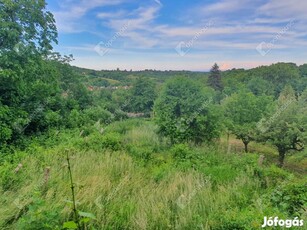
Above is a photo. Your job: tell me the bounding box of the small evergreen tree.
[208,63,223,91]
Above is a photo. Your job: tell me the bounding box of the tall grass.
[0,121,305,229]
[0,151,280,229]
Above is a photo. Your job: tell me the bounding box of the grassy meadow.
[1,1,307,229]
[1,120,306,229]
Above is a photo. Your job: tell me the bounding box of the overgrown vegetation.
[0,1,306,229]
[0,121,306,229]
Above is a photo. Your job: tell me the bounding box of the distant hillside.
[71,66,209,86]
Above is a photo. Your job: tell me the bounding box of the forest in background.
[0,1,306,229]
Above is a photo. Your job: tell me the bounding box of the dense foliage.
[154,77,221,144]
[0,1,306,229]
[208,63,223,92]
[258,86,307,167]
[222,90,273,152]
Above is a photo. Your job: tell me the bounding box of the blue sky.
[46,0,307,71]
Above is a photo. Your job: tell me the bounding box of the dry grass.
[0,148,266,229]
[1,124,303,229]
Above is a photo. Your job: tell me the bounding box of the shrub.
[16,195,61,230]
[171,144,192,160]
[44,110,62,128]
[0,161,23,190]
[210,209,262,230]
[127,145,153,162]
[151,163,172,182]
[101,133,122,151]
[83,106,113,125]
[0,151,27,190]
[82,132,122,152]
[269,182,307,217]
[113,109,128,121]
[0,105,13,144]
[254,164,291,188]
[66,109,84,128]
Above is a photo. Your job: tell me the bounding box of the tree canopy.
[129,77,157,113]
[258,86,307,167]
[154,77,221,144]
[222,90,273,152]
[0,0,57,56]
[208,63,223,91]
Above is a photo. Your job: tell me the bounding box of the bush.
[269,182,307,217]
[101,133,122,151]
[82,132,122,152]
[210,208,263,230]
[66,109,84,128]
[254,164,291,188]
[16,195,61,230]
[113,109,128,121]
[0,151,27,190]
[127,145,153,162]
[44,110,62,128]
[0,105,13,144]
[83,106,113,125]
[151,163,172,182]
[171,144,192,160]
[106,119,143,134]
[0,161,23,190]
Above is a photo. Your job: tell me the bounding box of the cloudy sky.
[46,0,307,71]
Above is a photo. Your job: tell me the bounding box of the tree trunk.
[226,132,230,151]
[278,150,286,168]
[227,132,230,145]
[243,141,249,153]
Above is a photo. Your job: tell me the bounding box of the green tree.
[299,64,307,77]
[208,63,223,91]
[222,90,273,152]
[0,0,59,141]
[247,77,273,96]
[112,88,131,112]
[258,86,307,167]
[0,0,57,55]
[154,77,221,144]
[130,77,157,113]
[249,63,300,97]
[0,103,12,144]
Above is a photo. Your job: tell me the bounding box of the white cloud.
[258,0,307,20]
[103,6,162,48]
[154,0,162,7]
[107,6,160,31]
[97,10,127,19]
[54,0,128,33]
[51,0,307,70]
[203,0,246,13]
[196,0,257,16]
